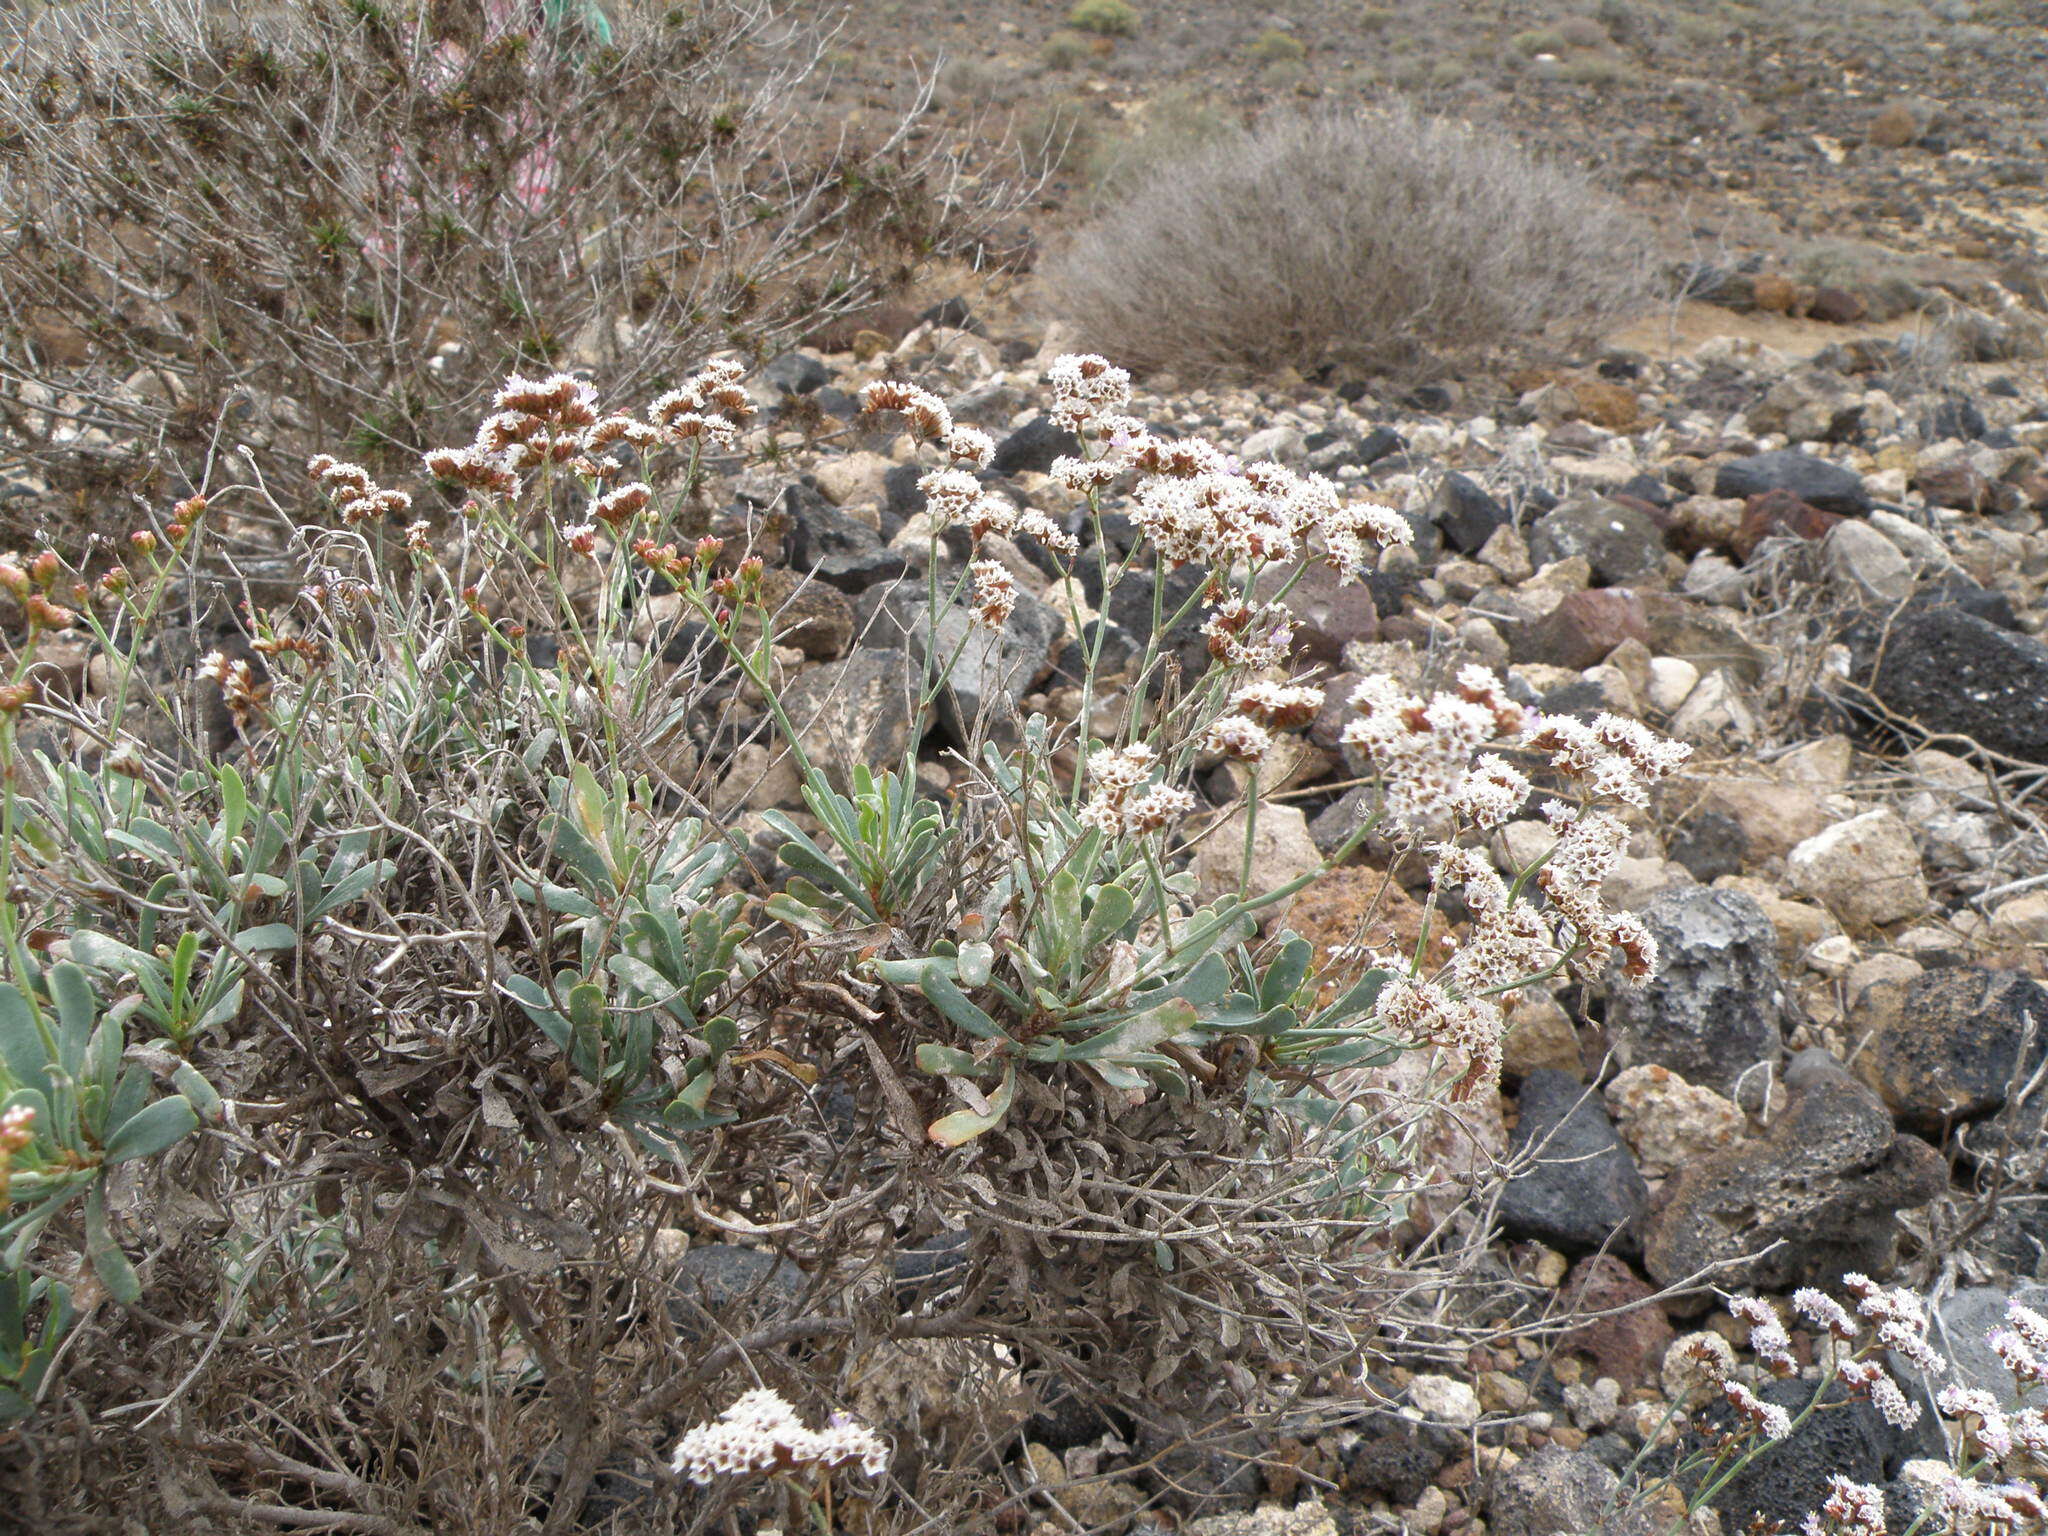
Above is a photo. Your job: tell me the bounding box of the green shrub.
[1512,24,1571,53]
[1067,0,1139,37]
[1247,27,1307,63]
[1041,107,1654,379]
[1041,26,1094,67]
[1560,51,1637,84]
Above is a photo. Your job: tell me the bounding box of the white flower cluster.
[418,365,746,513]
[1841,1272,1944,1374]
[866,354,1410,687]
[1722,1380,1794,1441]
[1340,666,1529,831]
[1522,712,1694,810]
[1698,1280,2048,1536]
[1939,1475,2048,1536]
[1089,421,1412,582]
[1328,666,1694,1089]
[969,559,1017,630]
[1045,352,1132,433]
[860,379,1078,557]
[1792,1287,1859,1342]
[0,1102,34,1153]
[646,358,754,449]
[1731,1296,1797,1376]
[1199,681,1325,767]
[670,1388,888,1486]
[1802,1474,1889,1536]
[307,455,414,525]
[1077,743,1198,837]
[1933,1307,2048,1468]
[1989,1300,2048,1390]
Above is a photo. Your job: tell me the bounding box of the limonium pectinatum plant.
[1630,1280,2048,1536]
[0,343,1692,1527]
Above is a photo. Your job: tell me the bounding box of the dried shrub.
[0,0,1022,548]
[1040,108,1654,381]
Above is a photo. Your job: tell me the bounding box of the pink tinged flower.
[1793,1288,1859,1341]
[1731,1297,1797,1375]
[1203,715,1274,764]
[1866,1372,1920,1430]
[1804,1475,1889,1536]
[1722,1381,1792,1441]
[2009,1302,2048,1356]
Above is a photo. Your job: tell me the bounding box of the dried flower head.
[1665,1331,1737,1406]
[197,650,271,732]
[969,560,1017,630]
[858,379,953,440]
[1229,681,1323,731]
[0,1104,34,1154]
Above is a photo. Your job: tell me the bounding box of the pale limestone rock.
[1646,656,1700,714]
[1988,890,2048,948]
[1786,809,1929,930]
[1605,1064,1745,1179]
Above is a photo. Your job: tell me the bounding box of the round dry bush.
[1040,108,1654,380]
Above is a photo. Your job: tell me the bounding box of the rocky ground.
[693,271,2048,1532]
[826,0,2048,285]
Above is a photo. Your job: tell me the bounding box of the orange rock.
[1751,273,1796,314]
[1568,378,1641,433]
[1286,865,1455,984]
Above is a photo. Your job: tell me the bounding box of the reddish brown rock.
[1914,463,1994,513]
[1809,287,1868,325]
[1516,588,1649,670]
[1731,489,1843,561]
[1289,866,1453,982]
[1556,1254,1674,1388]
[1261,561,1379,666]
